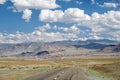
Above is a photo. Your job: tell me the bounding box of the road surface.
[24,68,88,80]
[24,67,109,80]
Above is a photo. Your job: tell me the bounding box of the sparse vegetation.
[0,57,120,80]
[89,62,120,80]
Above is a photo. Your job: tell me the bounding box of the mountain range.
[0,39,119,57]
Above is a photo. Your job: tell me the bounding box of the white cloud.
[81,11,120,41]
[0,22,120,43]
[58,25,80,34]
[99,2,119,8]
[35,24,51,32]
[40,9,64,22]
[90,11,120,30]
[39,8,120,41]
[0,0,6,4]
[0,24,82,43]
[40,8,90,23]
[10,0,60,11]
[22,9,32,22]
[8,0,59,22]
[63,8,90,23]
[40,8,120,31]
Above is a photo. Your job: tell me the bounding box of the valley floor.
[0,56,120,80]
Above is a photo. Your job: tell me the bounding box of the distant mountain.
[0,42,69,57]
[101,44,120,53]
[73,43,110,49]
[0,39,119,57]
[86,39,118,44]
[113,44,120,52]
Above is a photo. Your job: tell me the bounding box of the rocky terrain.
[100,44,120,53]
[0,39,119,57]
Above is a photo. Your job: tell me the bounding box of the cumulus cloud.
[63,8,90,23]
[39,8,120,41]
[81,11,120,41]
[89,11,120,31]
[0,24,83,43]
[40,8,90,23]
[99,2,119,8]
[35,24,51,32]
[10,0,60,11]
[0,0,6,4]
[40,9,64,22]
[40,8,120,30]
[39,8,120,28]
[58,25,80,34]
[22,9,32,22]
[9,0,59,22]
[0,22,120,43]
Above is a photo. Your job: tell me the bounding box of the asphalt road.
[24,67,89,80]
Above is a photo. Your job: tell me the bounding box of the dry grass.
[0,58,59,80]
[89,62,120,80]
[0,56,120,80]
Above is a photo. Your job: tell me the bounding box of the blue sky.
[0,0,120,43]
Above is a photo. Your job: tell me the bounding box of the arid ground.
[0,57,120,80]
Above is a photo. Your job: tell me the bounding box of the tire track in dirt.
[24,67,109,80]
